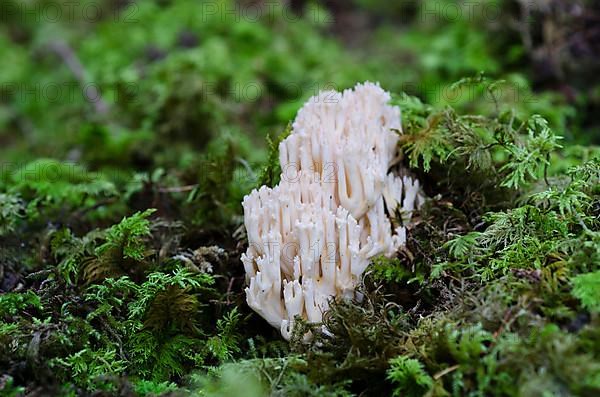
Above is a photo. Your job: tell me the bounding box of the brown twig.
[434,364,460,380]
[46,41,109,115]
[225,276,236,304]
[157,184,198,193]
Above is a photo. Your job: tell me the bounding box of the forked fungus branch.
[242,82,423,339]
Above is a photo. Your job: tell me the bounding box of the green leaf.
[571,271,600,312]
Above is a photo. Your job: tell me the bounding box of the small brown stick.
[434,364,460,380]
[225,277,236,304]
[157,184,198,193]
[46,41,109,115]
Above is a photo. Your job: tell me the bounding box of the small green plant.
[96,209,156,262]
[571,271,600,313]
[387,356,433,397]
[51,227,105,285]
[84,209,156,283]
[396,93,562,191]
[203,308,243,362]
[257,123,292,188]
[133,379,178,396]
[369,255,413,283]
[0,193,25,236]
[0,291,42,318]
[53,348,127,391]
[3,159,118,220]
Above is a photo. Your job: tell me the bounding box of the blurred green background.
[2,0,599,227]
[2,0,599,161]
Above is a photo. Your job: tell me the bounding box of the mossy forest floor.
[1,1,600,396]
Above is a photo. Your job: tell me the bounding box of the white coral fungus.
[242,82,423,339]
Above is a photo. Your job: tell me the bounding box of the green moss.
[1,0,599,395]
